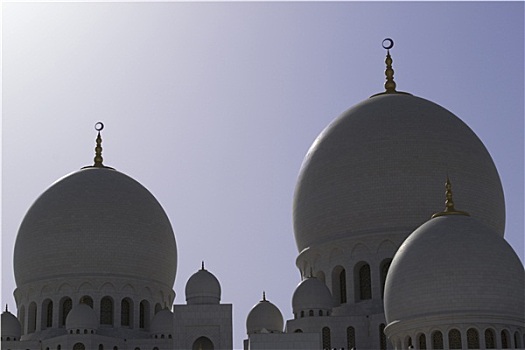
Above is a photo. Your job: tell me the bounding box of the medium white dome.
[293,94,504,252]
[292,277,333,315]
[384,215,524,325]
[185,266,221,305]
[246,294,284,334]
[14,167,177,289]
[65,303,98,331]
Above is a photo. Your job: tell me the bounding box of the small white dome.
[65,303,98,331]
[292,277,333,315]
[384,215,524,327]
[1,308,21,339]
[150,308,174,335]
[185,265,221,305]
[246,294,284,334]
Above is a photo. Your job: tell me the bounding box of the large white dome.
[384,215,524,325]
[293,94,505,252]
[13,167,177,289]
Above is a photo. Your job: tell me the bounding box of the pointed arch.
[354,261,371,301]
[59,297,72,327]
[28,302,37,333]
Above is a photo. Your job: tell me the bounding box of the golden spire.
[83,122,114,169]
[383,38,397,93]
[431,177,470,218]
[93,122,104,167]
[371,38,411,97]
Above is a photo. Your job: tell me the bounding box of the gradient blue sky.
[2,2,523,348]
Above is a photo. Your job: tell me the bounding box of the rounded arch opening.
[192,336,214,350]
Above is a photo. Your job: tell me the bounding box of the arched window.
[467,328,479,349]
[192,336,214,350]
[514,331,522,348]
[501,329,510,349]
[28,302,37,333]
[379,324,386,350]
[42,299,53,328]
[432,331,443,349]
[139,300,149,329]
[319,310,323,316]
[121,298,132,327]
[485,328,496,349]
[418,333,427,349]
[331,266,346,305]
[347,326,355,350]
[73,343,85,350]
[448,329,462,349]
[100,297,113,325]
[309,310,314,317]
[60,297,72,327]
[294,329,303,333]
[98,345,104,350]
[300,310,304,318]
[354,262,371,301]
[80,296,93,308]
[58,345,61,350]
[322,327,331,349]
[380,259,392,299]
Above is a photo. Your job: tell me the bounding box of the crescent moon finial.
[382,38,394,50]
[95,122,104,132]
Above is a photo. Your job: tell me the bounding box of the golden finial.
[5,304,8,312]
[94,122,104,167]
[371,38,411,97]
[431,177,470,218]
[82,122,114,170]
[201,261,205,270]
[383,38,397,93]
[262,291,266,301]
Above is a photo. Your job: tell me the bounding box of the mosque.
[2,40,524,350]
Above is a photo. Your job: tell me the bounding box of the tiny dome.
[150,308,174,335]
[292,277,333,315]
[384,215,524,329]
[185,263,221,305]
[246,293,284,334]
[1,307,21,339]
[66,303,98,331]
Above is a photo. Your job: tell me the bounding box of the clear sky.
[2,2,523,348]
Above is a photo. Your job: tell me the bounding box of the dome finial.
[382,38,397,93]
[262,291,266,301]
[5,304,8,312]
[93,122,104,167]
[371,39,411,98]
[432,176,470,218]
[201,261,205,270]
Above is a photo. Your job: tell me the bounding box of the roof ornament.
[431,176,470,218]
[201,261,205,270]
[383,38,397,93]
[94,122,105,167]
[262,291,267,302]
[371,38,411,97]
[5,304,8,312]
[82,122,114,170]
